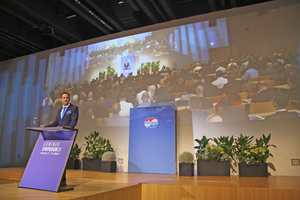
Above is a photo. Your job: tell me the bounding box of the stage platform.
[0,168,300,200]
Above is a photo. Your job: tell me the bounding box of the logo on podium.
[144,117,158,128]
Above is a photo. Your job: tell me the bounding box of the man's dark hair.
[257,80,268,88]
[112,102,121,114]
[216,70,223,78]
[61,92,70,98]
[219,97,233,108]
[273,92,288,109]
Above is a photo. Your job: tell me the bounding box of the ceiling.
[0,0,272,62]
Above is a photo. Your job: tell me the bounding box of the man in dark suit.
[218,97,250,122]
[203,77,218,97]
[46,92,79,187]
[252,80,275,103]
[196,85,213,109]
[154,79,165,96]
[265,93,299,120]
[47,92,79,129]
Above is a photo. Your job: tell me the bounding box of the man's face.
[61,94,70,106]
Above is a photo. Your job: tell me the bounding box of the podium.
[18,127,78,192]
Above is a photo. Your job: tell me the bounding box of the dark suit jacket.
[251,90,275,103]
[47,103,79,128]
[204,84,218,97]
[155,86,164,96]
[218,106,250,122]
[199,97,213,109]
[265,111,299,120]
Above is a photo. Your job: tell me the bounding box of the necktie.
[62,107,66,119]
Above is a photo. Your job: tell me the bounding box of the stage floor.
[0,168,300,200]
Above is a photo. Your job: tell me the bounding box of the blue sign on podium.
[19,127,78,192]
[128,106,175,174]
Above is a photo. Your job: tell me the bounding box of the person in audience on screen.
[240,62,259,89]
[191,72,204,93]
[71,95,79,106]
[287,66,300,101]
[172,77,185,93]
[93,97,109,118]
[42,95,54,107]
[215,65,226,74]
[137,92,151,108]
[104,91,114,108]
[285,52,296,64]
[272,59,284,75]
[77,108,98,127]
[136,85,153,106]
[46,92,79,187]
[240,56,250,72]
[110,84,121,101]
[274,64,292,84]
[251,80,275,103]
[265,93,299,120]
[227,59,237,70]
[196,86,213,109]
[203,77,218,97]
[182,69,192,80]
[154,79,165,96]
[156,85,175,104]
[84,92,97,112]
[78,91,86,103]
[148,80,156,97]
[78,100,87,120]
[263,62,278,76]
[105,102,129,126]
[212,70,228,89]
[180,85,196,101]
[222,75,243,94]
[215,84,242,109]
[119,93,134,116]
[206,114,223,123]
[178,96,209,124]
[218,97,249,122]
[228,63,239,75]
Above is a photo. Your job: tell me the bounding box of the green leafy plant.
[83,131,113,159]
[179,152,194,163]
[194,136,210,159]
[102,152,116,161]
[235,133,276,165]
[69,143,81,160]
[107,66,116,75]
[143,62,151,69]
[99,71,106,77]
[151,61,160,71]
[195,136,235,162]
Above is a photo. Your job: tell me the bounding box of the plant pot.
[238,162,268,177]
[101,161,117,173]
[179,163,194,176]
[197,160,230,176]
[141,69,149,74]
[82,158,102,171]
[66,159,81,169]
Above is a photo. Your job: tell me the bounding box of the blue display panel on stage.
[128,106,175,174]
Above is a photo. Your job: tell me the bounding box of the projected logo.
[144,118,158,129]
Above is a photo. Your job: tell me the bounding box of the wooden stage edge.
[0,168,300,200]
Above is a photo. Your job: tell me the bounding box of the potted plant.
[235,133,276,177]
[178,152,194,176]
[107,66,116,79]
[99,71,106,80]
[66,143,81,169]
[101,152,117,173]
[195,136,234,176]
[151,61,160,72]
[82,131,113,171]
[142,62,150,73]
